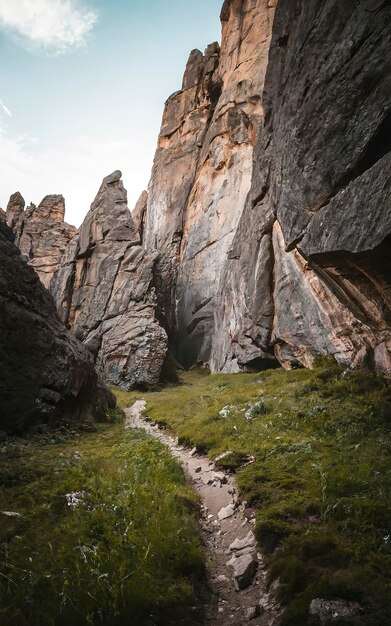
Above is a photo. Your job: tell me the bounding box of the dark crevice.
[102,255,124,320]
[192,296,213,316]
[345,107,391,180]
[316,107,391,213]
[251,186,268,209]
[186,314,210,336]
[62,261,77,327]
[151,255,174,335]
[286,232,305,253]
[277,34,289,48]
[239,356,280,372]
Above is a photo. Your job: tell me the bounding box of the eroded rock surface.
[132,190,148,239]
[51,171,167,389]
[4,0,391,386]
[0,220,114,433]
[145,0,276,367]
[211,0,391,374]
[6,192,25,230]
[7,193,76,288]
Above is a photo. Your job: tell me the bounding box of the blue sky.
[0,0,222,225]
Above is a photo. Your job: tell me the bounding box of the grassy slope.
[0,422,205,626]
[115,362,391,625]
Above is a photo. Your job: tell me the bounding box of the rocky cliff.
[145,0,277,368]
[143,0,391,375]
[5,0,391,385]
[211,0,391,374]
[6,192,76,288]
[51,171,167,389]
[0,220,114,433]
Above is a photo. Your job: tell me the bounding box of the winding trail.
[125,400,280,626]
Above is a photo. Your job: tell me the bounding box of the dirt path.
[125,401,280,626]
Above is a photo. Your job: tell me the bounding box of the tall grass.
[0,424,205,626]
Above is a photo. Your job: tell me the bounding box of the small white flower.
[65,491,85,508]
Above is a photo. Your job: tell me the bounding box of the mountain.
[5,0,391,386]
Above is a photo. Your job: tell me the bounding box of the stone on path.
[229,531,256,552]
[218,503,235,520]
[227,552,258,591]
[246,605,262,621]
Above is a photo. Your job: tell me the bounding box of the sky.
[0,0,222,226]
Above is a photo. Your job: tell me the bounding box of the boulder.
[227,551,258,591]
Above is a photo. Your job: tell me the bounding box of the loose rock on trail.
[125,400,280,625]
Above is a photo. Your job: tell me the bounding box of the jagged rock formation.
[51,171,167,389]
[132,190,148,239]
[0,207,6,222]
[6,192,77,288]
[145,0,277,367]
[211,0,391,374]
[5,0,391,383]
[6,192,25,229]
[0,220,115,433]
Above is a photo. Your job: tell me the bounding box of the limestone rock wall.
[211,0,391,374]
[6,193,76,289]
[0,219,115,433]
[51,171,167,389]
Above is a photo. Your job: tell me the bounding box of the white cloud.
[0,0,98,54]
[0,132,155,227]
[0,98,12,117]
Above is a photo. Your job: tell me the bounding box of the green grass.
[115,361,391,625]
[0,423,205,626]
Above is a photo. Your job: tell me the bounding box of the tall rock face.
[4,0,390,384]
[51,171,167,389]
[7,193,76,289]
[145,0,276,367]
[0,220,115,433]
[211,0,391,374]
